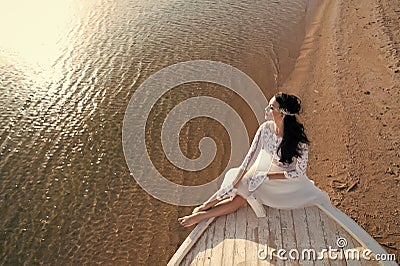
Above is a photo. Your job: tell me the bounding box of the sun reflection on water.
[0,0,77,81]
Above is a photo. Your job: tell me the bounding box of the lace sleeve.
[239,123,265,172]
[210,123,265,202]
[283,142,309,179]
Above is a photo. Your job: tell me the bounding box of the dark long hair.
[275,92,310,164]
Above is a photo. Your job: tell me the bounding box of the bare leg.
[192,173,248,214]
[178,195,247,227]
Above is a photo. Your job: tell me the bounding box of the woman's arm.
[268,142,309,180]
[283,142,309,179]
[201,123,265,205]
[238,123,265,175]
[223,123,265,193]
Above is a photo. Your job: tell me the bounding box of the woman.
[178,92,330,227]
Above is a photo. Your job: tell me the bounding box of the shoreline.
[274,0,326,89]
[281,0,399,259]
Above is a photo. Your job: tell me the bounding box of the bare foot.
[178,212,206,227]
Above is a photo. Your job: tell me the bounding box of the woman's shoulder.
[260,120,274,132]
[255,121,274,139]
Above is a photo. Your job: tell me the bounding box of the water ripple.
[0,0,312,264]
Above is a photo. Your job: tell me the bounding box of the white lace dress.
[207,120,330,210]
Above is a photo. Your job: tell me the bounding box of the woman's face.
[265,96,283,122]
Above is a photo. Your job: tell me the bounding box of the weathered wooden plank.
[292,208,314,266]
[339,226,362,266]
[267,207,285,266]
[257,206,273,265]
[317,208,346,266]
[305,206,330,266]
[336,220,363,265]
[245,201,260,265]
[181,219,212,266]
[181,245,193,265]
[335,221,380,266]
[189,221,209,266]
[221,210,237,265]
[207,214,226,265]
[202,220,215,266]
[233,205,248,265]
[279,209,300,266]
[170,201,393,266]
[168,217,215,266]
[181,237,197,266]
[317,202,396,266]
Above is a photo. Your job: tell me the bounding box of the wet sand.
[281,0,399,260]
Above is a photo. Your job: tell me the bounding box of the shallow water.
[0,0,314,264]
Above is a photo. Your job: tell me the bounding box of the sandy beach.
[281,0,399,260]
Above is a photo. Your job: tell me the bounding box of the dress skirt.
[222,164,330,210]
